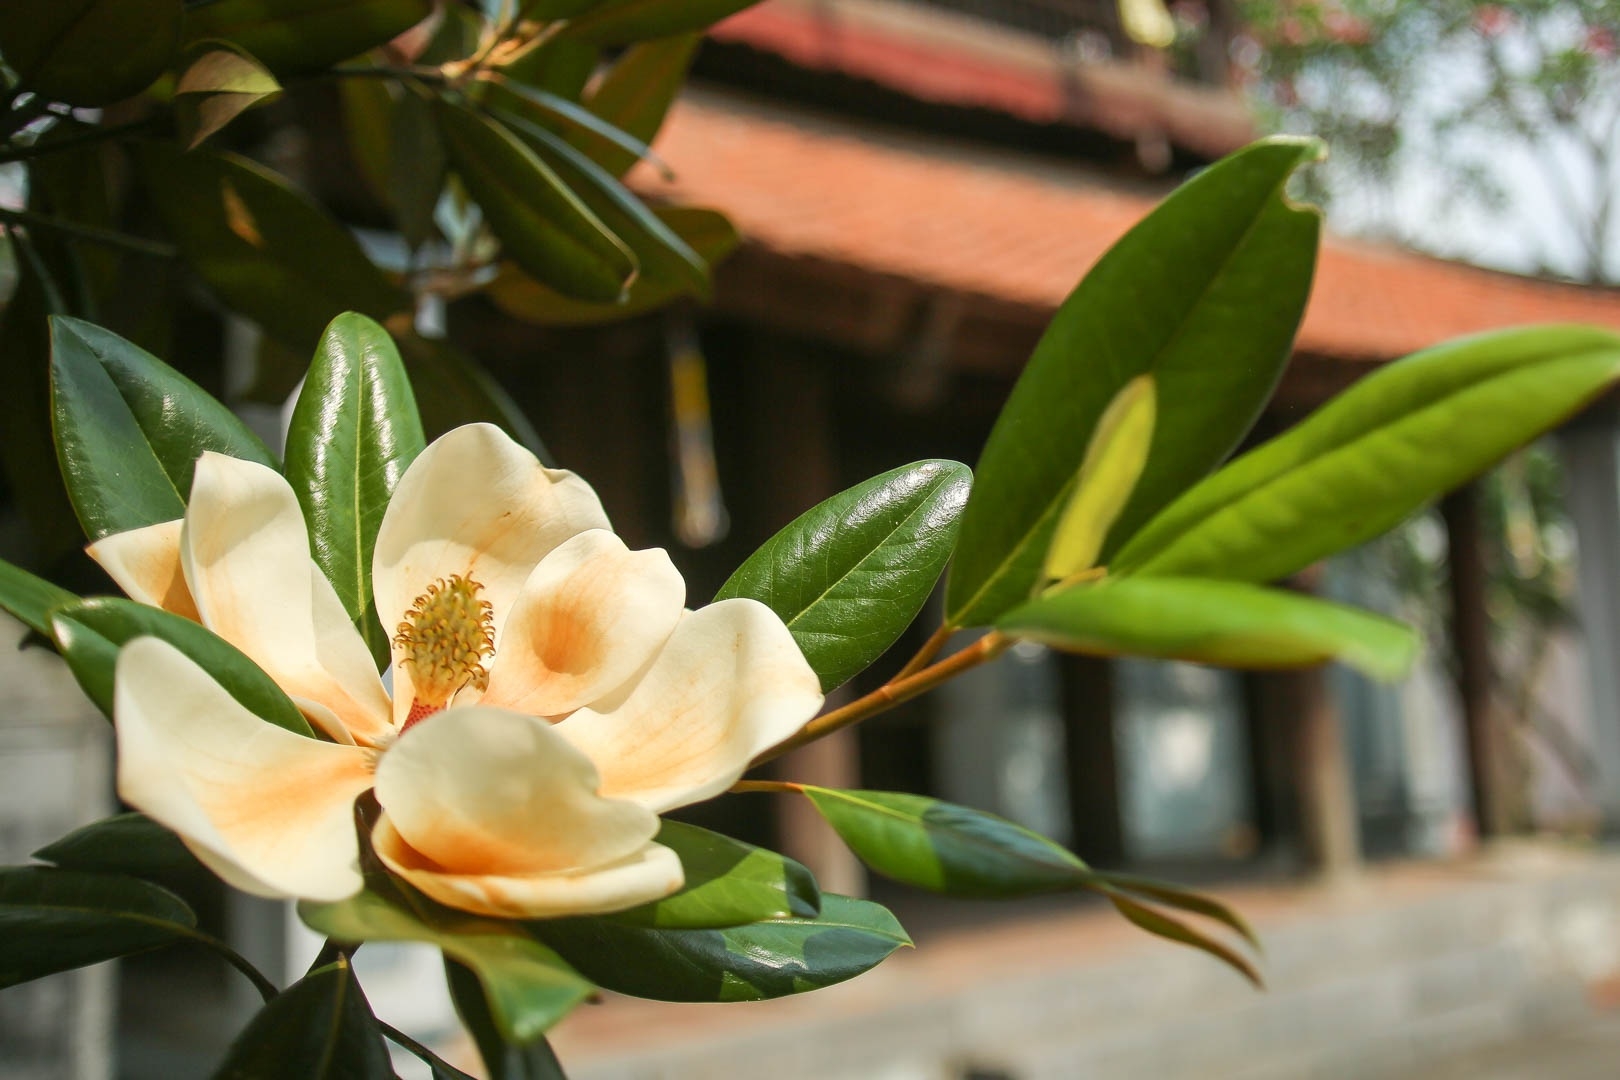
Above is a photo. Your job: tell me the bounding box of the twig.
[378,1020,476,1079]
[0,116,160,165]
[752,631,1011,767]
[0,207,176,258]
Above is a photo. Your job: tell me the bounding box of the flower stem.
[378,1019,473,1078]
[176,928,279,1003]
[752,630,1011,768]
[892,624,953,680]
[730,779,804,795]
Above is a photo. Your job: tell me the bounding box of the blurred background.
[6,1,1620,1077]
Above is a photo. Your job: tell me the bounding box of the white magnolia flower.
[89,423,823,918]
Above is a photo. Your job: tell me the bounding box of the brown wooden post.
[743,339,866,897]
[1442,485,1510,839]
[1282,568,1362,880]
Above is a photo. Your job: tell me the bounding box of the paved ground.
[1399,1014,1620,1080]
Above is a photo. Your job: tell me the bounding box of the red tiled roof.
[637,97,1620,362]
[709,0,1256,160]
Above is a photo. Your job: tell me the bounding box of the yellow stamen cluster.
[393,574,495,712]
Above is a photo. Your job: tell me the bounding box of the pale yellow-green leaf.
[1044,373,1157,581]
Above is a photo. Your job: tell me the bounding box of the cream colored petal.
[113,636,373,902]
[181,452,393,746]
[373,819,683,919]
[87,519,199,620]
[372,424,610,704]
[554,600,824,814]
[373,705,658,877]
[479,530,685,718]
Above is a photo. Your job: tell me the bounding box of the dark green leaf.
[389,87,446,251]
[798,786,1085,897]
[561,0,764,45]
[445,960,569,1080]
[487,206,737,327]
[491,103,709,299]
[0,558,79,639]
[945,138,1323,628]
[285,313,425,667]
[137,142,409,350]
[0,0,181,106]
[997,576,1418,681]
[34,812,205,883]
[1087,871,1258,949]
[0,866,197,987]
[182,0,433,75]
[49,596,315,736]
[394,332,550,457]
[576,33,699,176]
[1109,893,1262,988]
[716,461,971,691]
[482,76,661,183]
[1114,324,1620,583]
[533,893,910,1002]
[608,821,819,929]
[300,881,593,1044]
[435,99,635,303]
[211,958,393,1079]
[49,316,276,540]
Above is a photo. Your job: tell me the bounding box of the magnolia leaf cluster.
[1,131,1618,1079]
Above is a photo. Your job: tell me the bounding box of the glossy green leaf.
[0,0,181,106]
[300,881,593,1043]
[1045,374,1157,580]
[576,33,699,176]
[561,0,764,45]
[34,812,204,883]
[211,958,393,1079]
[997,576,1418,680]
[182,0,433,75]
[137,142,409,349]
[286,313,425,666]
[445,960,568,1080]
[49,596,315,736]
[1109,893,1261,988]
[435,99,635,303]
[492,103,709,299]
[945,138,1323,628]
[716,460,972,691]
[49,316,275,541]
[487,206,737,327]
[0,558,79,639]
[1114,324,1620,582]
[0,866,197,987]
[609,821,819,929]
[533,893,910,1003]
[175,45,282,148]
[798,786,1086,897]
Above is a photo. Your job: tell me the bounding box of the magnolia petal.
[181,452,393,746]
[480,530,685,718]
[555,600,824,814]
[373,706,658,877]
[113,636,373,902]
[372,424,610,703]
[87,519,200,620]
[374,817,683,919]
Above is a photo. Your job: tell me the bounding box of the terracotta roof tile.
[636,97,1620,362]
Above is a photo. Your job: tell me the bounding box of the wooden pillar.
[1059,656,1126,867]
[744,342,866,897]
[1558,423,1620,831]
[1442,485,1510,840]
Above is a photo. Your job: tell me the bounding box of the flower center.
[393,574,494,731]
